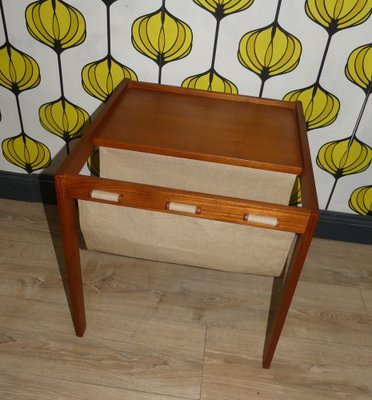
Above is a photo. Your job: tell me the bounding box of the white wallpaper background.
[0,0,371,215]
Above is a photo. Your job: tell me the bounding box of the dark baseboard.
[315,210,372,245]
[1,171,371,244]
[0,170,56,204]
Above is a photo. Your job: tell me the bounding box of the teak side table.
[55,79,319,368]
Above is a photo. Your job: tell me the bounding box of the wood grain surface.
[93,80,303,174]
[1,199,371,399]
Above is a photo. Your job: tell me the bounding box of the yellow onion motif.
[238,23,302,82]
[193,0,255,18]
[283,84,340,130]
[289,177,302,206]
[0,43,40,94]
[39,98,90,143]
[345,43,372,93]
[82,56,137,102]
[26,0,86,53]
[87,149,100,176]
[316,137,372,179]
[182,69,238,94]
[1,133,51,173]
[349,185,372,215]
[305,0,372,33]
[132,7,192,67]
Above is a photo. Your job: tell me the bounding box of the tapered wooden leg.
[55,176,86,336]
[262,216,317,368]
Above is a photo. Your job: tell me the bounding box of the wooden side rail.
[60,174,310,234]
[262,102,319,368]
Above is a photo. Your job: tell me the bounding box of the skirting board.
[0,170,57,204]
[0,170,371,245]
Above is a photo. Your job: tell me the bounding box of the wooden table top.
[93,80,303,175]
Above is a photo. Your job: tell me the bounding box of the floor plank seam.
[1,369,198,400]
[0,294,68,308]
[199,322,208,400]
[277,332,372,349]
[359,288,372,337]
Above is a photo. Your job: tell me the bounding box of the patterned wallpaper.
[0,0,371,215]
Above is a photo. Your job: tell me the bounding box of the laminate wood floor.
[0,199,371,399]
